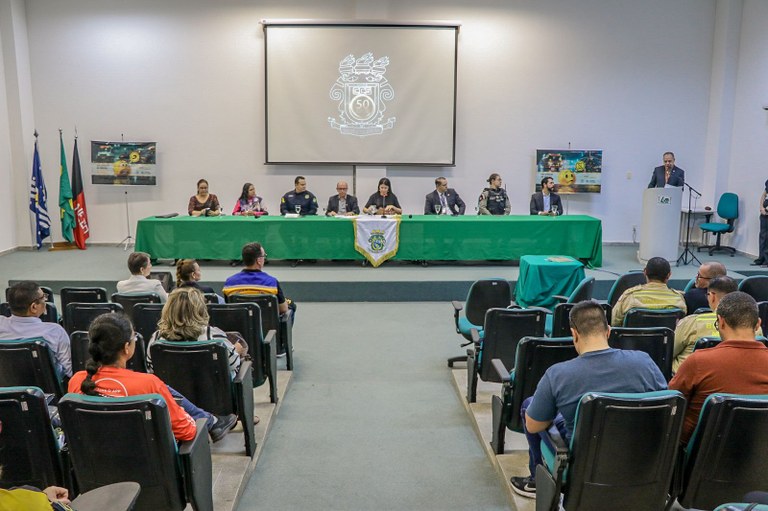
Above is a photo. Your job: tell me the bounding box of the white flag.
[353,216,400,267]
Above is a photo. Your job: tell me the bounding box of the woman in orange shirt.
[67,313,235,442]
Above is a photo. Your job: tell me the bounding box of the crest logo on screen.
[328,53,396,137]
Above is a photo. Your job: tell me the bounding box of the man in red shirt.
[669,291,768,443]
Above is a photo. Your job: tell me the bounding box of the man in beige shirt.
[611,257,686,326]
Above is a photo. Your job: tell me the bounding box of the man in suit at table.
[326,180,359,216]
[530,176,563,216]
[648,151,685,188]
[424,177,466,215]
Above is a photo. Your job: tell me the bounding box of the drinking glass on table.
[434,204,442,215]
[552,205,559,216]
[294,205,301,215]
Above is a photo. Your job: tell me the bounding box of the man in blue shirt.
[280,176,318,215]
[0,281,71,378]
[510,300,667,498]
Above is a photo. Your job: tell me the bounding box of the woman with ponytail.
[68,313,237,442]
[176,259,216,293]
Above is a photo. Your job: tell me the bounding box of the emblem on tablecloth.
[368,230,386,252]
[354,216,400,267]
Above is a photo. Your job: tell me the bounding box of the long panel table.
[135,215,603,266]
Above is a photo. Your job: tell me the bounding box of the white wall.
[725,0,768,257]
[2,0,763,251]
[0,0,35,253]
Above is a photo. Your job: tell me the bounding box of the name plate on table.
[353,216,401,267]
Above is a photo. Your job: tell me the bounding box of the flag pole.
[30,130,38,248]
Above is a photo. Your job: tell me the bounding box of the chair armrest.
[233,360,256,457]
[179,418,214,511]
[540,423,570,480]
[263,329,277,351]
[470,328,481,346]
[452,301,463,334]
[491,358,511,382]
[71,482,141,511]
[552,295,569,303]
[545,424,568,452]
[234,359,252,385]
[178,418,209,456]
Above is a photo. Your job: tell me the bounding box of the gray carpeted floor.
[235,302,510,511]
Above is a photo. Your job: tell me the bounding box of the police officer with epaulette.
[478,173,511,215]
[280,176,318,215]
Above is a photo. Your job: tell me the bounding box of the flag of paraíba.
[71,137,90,249]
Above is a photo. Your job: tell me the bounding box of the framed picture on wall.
[535,149,602,193]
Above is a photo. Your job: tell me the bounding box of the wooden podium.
[638,186,682,263]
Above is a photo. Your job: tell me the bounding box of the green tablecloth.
[516,255,586,310]
[135,215,602,266]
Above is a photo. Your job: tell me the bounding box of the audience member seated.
[673,276,737,372]
[478,172,510,215]
[116,252,168,302]
[363,177,402,215]
[326,180,359,216]
[611,256,686,326]
[280,175,318,215]
[0,281,72,378]
[232,182,267,216]
[510,300,667,499]
[684,262,727,314]
[529,176,563,216]
[0,483,71,510]
[147,288,245,380]
[0,440,72,509]
[188,178,221,217]
[67,313,236,442]
[222,242,296,324]
[176,258,217,295]
[424,176,466,215]
[670,291,768,444]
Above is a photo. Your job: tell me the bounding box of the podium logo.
[657,196,671,205]
[328,52,396,137]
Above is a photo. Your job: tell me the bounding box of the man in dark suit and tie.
[326,180,359,216]
[530,176,563,216]
[424,177,466,215]
[648,151,685,188]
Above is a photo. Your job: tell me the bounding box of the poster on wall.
[535,149,602,193]
[90,141,157,185]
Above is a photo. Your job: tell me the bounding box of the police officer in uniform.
[478,173,511,215]
[280,176,318,215]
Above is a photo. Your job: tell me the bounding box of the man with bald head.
[326,180,359,216]
[648,151,685,188]
[684,262,726,314]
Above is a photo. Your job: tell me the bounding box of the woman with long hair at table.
[232,182,267,216]
[363,177,402,215]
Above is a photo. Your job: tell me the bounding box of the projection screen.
[263,22,459,166]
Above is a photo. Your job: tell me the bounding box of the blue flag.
[29,138,51,249]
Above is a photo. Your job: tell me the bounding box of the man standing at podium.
[648,152,685,188]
